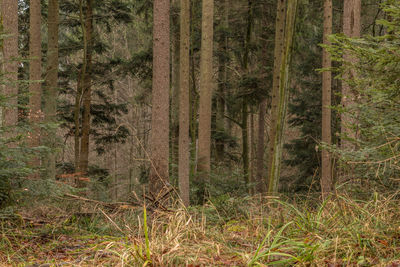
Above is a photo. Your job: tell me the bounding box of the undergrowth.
[0,189,399,266]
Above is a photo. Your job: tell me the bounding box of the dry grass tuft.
[1,191,400,266]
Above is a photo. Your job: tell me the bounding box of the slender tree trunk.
[171,0,180,179]
[74,75,82,172]
[241,0,253,186]
[1,0,18,128]
[197,0,214,188]
[149,0,170,196]
[43,0,59,180]
[74,0,86,172]
[29,0,42,170]
[341,0,361,150]
[79,0,94,174]
[242,101,249,184]
[178,0,190,207]
[267,0,297,193]
[189,57,198,178]
[321,0,333,198]
[266,0,286,192]
[215,0,229,162]
[189,0,198,178]
[256,99,267,193]
[249,112,255,194]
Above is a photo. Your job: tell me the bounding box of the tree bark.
[178,0,190,207]
[29,0,43,170]
[43,0,60,180]
[171,0,180,180]
[256,99,267,193]
[241,0,253,186]
[267,0,297,194]
[341,0,361,150]
[266,0,287,193]
[242,101,249,185]
[321,0,333,198]
[215,0,229,162]
[79,0,94,174]
[197,0,214,187]
[149,0,170,196]
[1,0,18,128]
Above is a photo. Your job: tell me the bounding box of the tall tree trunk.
[1,0,18,128]
[249,112,256,194]
[74,75,82,172]
[256,99,267,193]
[266,0,286,192]
[242,101,249,184]
[79,0,94,174]
[321,0,333,198]
[341,0,361,150]
[215,0,229,162]
[29,0,42,170]
[189,0,198,179]
[197,0,214,192]
[171,0,180,180]
[189,54,198,178]
[43,0,59,180]
[149,0,170,196]
[267,0,297,194]
[178,0,190,207]
[242,0,253,186]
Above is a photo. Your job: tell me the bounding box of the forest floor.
[1,189,400,266]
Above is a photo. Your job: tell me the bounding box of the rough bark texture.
[321,0,333,198]
[267,0,297,193]
[29,0,43,169]
[197,0,214,178]
[149,0,170,196]
[43,0,60,180]
[1,0,18,127]
[79,0,94,174]
[178,0,190,207]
